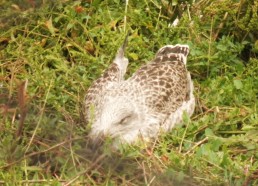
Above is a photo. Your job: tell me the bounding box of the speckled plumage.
[84,41,195,146]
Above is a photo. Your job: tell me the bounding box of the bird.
[84,36,195,147]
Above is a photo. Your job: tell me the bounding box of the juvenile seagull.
[84,37,195,146]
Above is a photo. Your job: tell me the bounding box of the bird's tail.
[155,44,190,64]
[113,33,130,79]
[116,33,129,59]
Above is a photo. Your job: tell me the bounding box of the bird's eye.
[118,116,131,125]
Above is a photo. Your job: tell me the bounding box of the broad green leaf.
[92,0,102,7]
[205,128,214,137]
[129,53,139,60]
[233,79,243,89]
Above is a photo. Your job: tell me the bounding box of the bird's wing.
[128,45,191,114]
[84,63,120,122]
[84,35,129,122]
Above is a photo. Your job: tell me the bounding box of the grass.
[0,0,257,185]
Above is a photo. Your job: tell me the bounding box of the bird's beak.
[88,132,105,150]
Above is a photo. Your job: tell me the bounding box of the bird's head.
[89,96,145,147]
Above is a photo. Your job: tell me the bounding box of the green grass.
[0,0,257,185]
